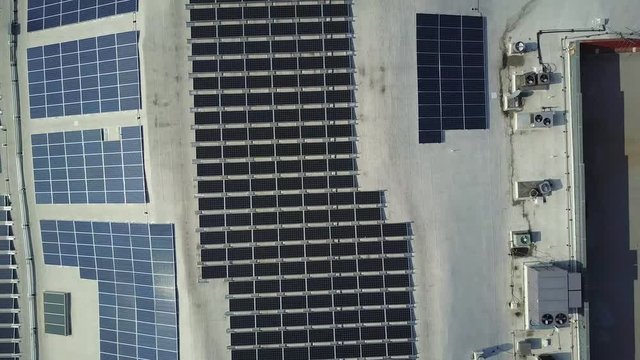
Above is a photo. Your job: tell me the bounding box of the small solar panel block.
[28,0,138,32]
[32,126,146,204]
[27,31,141,119]
[188,3,418,358]
[40,220,178,359]
[416,13,487,143]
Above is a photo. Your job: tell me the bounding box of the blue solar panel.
[31,126,147,204]
[41,220,177,360]
[27,31,141,119]
[27,0,138,32]
[416,13,487,143]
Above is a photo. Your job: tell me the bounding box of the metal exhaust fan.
[537,72,550,85]
[537,181,552,196]
[541,313,554,325]
[525,72,537,86]
[555,313,568,325]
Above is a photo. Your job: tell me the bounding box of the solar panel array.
[189,1,417,359]
[416,13,487,143]
[27,31,141,119]
[0,196,20,358]
[27,0,138,32]
[31,126,147,204]
[41,220,178,360]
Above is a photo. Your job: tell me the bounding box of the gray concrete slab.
[2,0,640,359]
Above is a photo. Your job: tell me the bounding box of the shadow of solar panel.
[360,275,384,289]
[252,194,276,208]
[308,294,332,308]
[386,274,412,288]
[191,25,216,39]
[358,258,383,272]
[272,40,297,53]
[251,178,276,191]
[254,246,278,259]
[257,331,282,345]
[255,280,279,293]
[331,209,354,222]
[259,348,283,360]
[229,281,253,295]
[386,291,412,305]
[253,212,277,225]
[360,292,384,306]
[228,264,253,277]
[278,193,302,207]
[388,324,414,339]
[281,278,305,292]
[256,314,281,328]
[280,262,305,275]
[308,312,332,326]
[231,332,255,346]
[231,315,255,329]
[273,58,298,71]
[284,330,308,344]
[230,298,254,312]
[282,295,306,309]
[255,263,279,277]
[384,257,410,271]
[280,245,304,258]
[249,144,274,157]
[386,307,413,322]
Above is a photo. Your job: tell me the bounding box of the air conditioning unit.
[530,112,554,128]
[510,230,532,256]
[517,71,551,90]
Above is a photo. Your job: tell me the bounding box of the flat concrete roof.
[2,0,640,359]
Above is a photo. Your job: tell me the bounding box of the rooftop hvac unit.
[510,230,533,256]
[516,71,551,90]
[530,112,554,128]
[541,313,554,325]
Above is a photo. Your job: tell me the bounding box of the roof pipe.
[536,25,606,71]
[9,1,39,359]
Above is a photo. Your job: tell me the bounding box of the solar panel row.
[27,0,138,32]
[189,2,417,358]
[189,4,351,21]
[31,126,147,204]
[40,220,178,360]
[416,13,488,143]
[194,107,354,125]
[200,224,408,246]
[197,191,382,210]
[27,31,141,119]
[0,196,20,358]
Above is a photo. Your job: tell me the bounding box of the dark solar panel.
[416,13,487,143]
[189,2,415,357]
